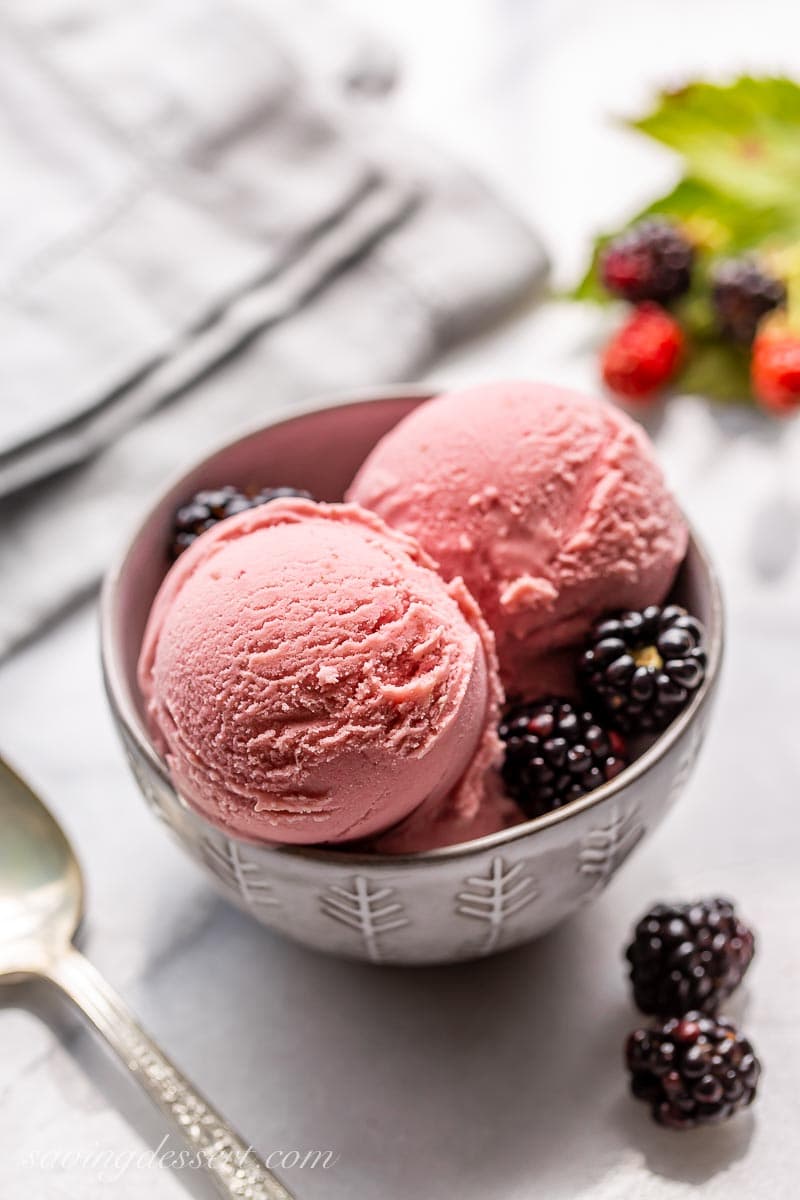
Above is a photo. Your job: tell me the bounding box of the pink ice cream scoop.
[138,499,503,845]
[348,381,689,697]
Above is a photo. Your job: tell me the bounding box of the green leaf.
[632,77,800,209]
[570,235,615,303]
[570,78,800,303]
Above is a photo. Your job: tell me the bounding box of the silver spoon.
[0,756,295,1200]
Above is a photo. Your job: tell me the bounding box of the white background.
[2,1,800,1197]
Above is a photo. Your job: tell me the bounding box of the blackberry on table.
[170,485,313,558]
[711,258,786,344]
[579,605,707,734]
[498,698,627,819]
[625,1012,761,1129]
[626,898,755,1016]
[600,219,694,305]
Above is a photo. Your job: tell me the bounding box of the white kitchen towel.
[0,0,547,659]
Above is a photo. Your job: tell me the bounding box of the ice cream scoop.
[348,381,688,696]
[138,499,502,845]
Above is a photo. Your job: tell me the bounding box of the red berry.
[601,304,684,401]
[751,329,800,414]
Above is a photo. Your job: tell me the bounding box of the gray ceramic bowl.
[101,386,723,965]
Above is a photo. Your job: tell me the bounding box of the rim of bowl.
[100,384,725,869]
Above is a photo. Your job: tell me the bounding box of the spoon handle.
[46,947,296,1200]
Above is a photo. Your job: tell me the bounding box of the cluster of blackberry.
[499,603,707,820]
[623,897,760,1129]
[601,219,785,342]
[597,216,792,410]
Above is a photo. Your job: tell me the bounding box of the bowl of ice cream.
[101,383,722,964]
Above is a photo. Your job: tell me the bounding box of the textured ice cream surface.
[369,769,522,854]
[348,381,688,697]
[138,499,502,845]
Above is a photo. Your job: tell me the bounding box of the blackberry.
[579,605,706,734]
[600,219,694,304]
[498,698,627,818]
[625,1012,761,1129]
[711,258,786,344]
[626,898,755,1016]
[170,485,313,558]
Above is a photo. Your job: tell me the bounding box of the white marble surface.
[2,1,800,1197]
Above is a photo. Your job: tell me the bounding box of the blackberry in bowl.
[499,698,627,818]
[580,605,707,734]
[169,485,313,559]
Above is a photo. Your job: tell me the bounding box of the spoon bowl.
[0,758,83,978]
